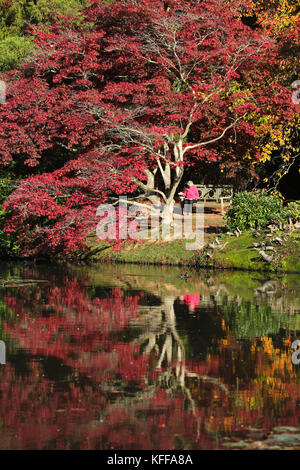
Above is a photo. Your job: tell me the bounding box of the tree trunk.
[161,199,175,227]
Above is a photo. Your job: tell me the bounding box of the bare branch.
[183,113,247,155]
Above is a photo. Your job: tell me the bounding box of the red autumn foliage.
[3,157,142,256]
[0,0,296,256]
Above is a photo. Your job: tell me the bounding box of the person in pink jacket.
[179,181,199,215]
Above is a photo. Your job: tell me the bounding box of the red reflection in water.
[0,273,299,450]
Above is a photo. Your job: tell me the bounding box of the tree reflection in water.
[0,263,299,449]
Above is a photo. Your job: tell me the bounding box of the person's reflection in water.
[179,294,200,313]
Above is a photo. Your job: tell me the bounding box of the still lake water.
[0,261,300,450]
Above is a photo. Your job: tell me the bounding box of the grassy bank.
[196,230,300,273]
[86,237,198,266]
[86,228,300,273]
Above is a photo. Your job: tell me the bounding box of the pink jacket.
[182,185,199,200]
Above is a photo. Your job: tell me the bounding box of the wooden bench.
[195,184,233,212]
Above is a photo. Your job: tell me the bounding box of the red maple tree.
[0,0,296,255]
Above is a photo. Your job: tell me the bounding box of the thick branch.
[183,114,247,155]
[132,177,167,203]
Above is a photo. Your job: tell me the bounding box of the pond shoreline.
[3,229,300,274]
[85,229,300,274]
[91,258,300,275]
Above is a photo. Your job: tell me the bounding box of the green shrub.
[283,201,300,223]
[0,179,20,257]
[0,178,15,204]
[225,190,284,231]
[0,209,20,258]
[0,36,33,71]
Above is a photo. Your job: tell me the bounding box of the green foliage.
[0,0,89,70]
[0,36,33,71]
[225,191,284,231]
[283,201,300,223]
[0,178,15,204]
[0,209,20,258]
[0,0,87,39]
[23,0,87,25]
[0,179,20,258]
[223,300,282,339]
